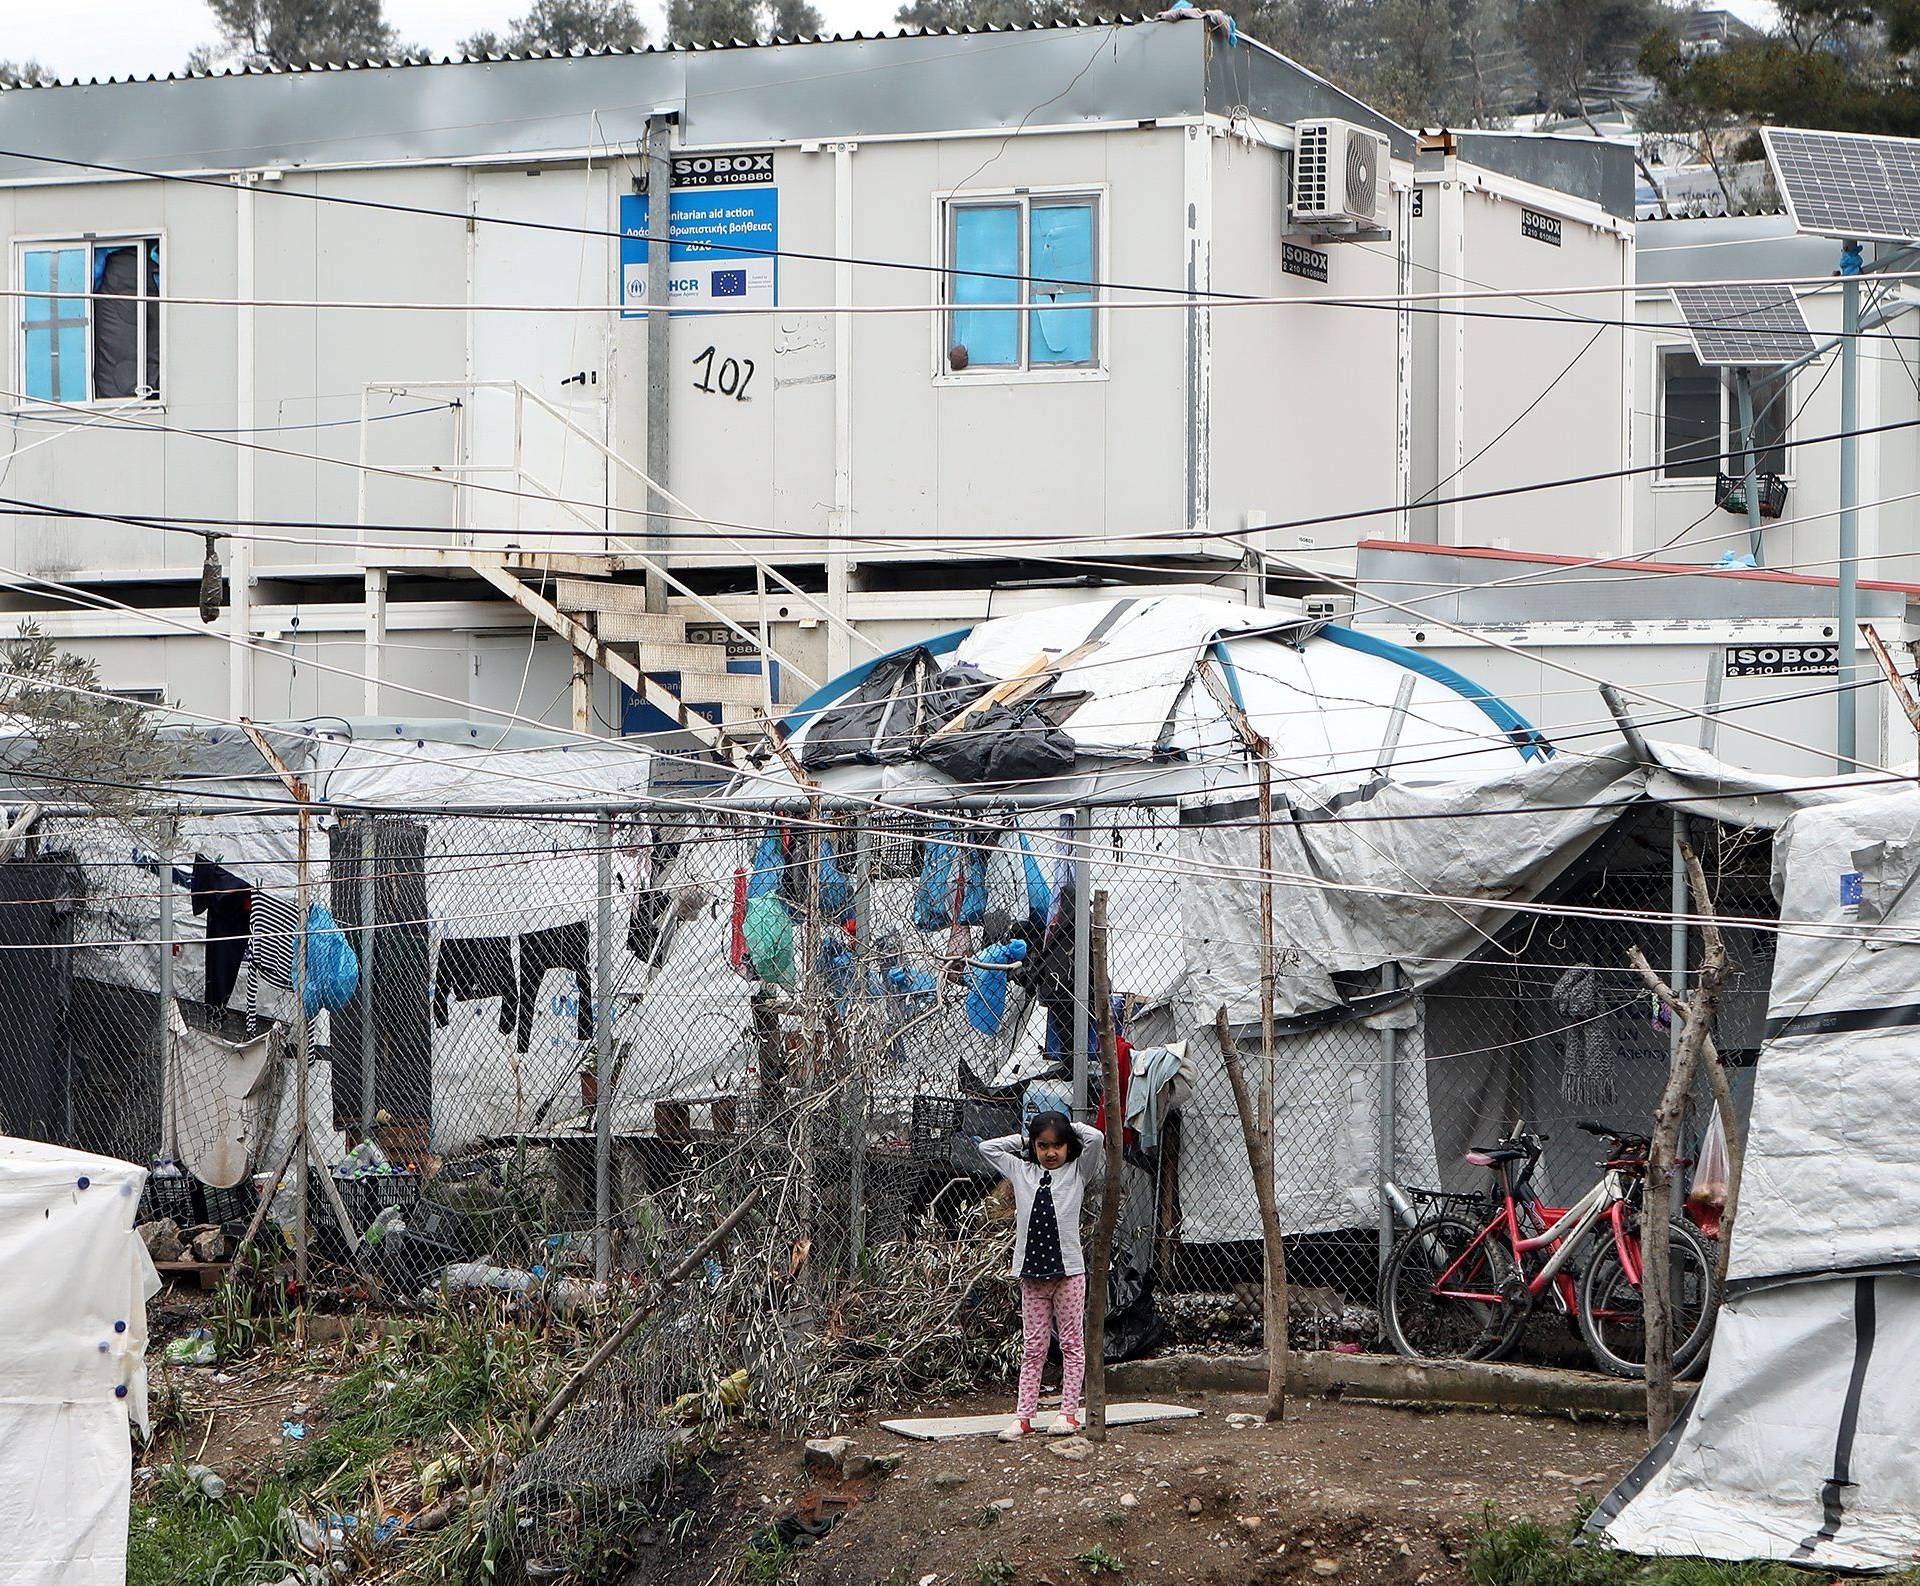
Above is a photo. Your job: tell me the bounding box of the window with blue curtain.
[945,194,1100,374]
[1028,201,1095,365]
[950,204,1021,368]
[23,246,88,403]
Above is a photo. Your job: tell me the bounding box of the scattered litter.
[282,1421,307,1441]
[162,1330,216,1366]
[185,1464,226,1500]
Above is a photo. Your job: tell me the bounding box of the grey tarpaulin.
[1595,786,1920,1570]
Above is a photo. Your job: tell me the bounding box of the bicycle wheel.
[1380,1216,1526,1364]
[1576,1215,1718,1380]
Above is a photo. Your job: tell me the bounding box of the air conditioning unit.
[1303,594,1354,623]
[1290,118,1392,231]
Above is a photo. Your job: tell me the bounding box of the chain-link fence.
[0,795,1769,1372]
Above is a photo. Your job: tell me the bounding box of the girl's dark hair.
[1025,1110,1082,1163]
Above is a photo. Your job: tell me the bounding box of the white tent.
[1595,787,1920,1570]
[0,1137,157,1586]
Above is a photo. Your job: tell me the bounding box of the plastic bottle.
[361,1206,407,1247]
[185,1464,227,1500]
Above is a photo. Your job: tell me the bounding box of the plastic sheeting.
[0,1136,157,1586]
[1595,787,1920,1570]
[1176,751,1645,1022]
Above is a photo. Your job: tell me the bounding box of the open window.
[942,193,1100,375]
[18,236,162,403]
[1659,345,1789,481]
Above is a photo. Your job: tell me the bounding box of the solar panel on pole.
[1761,127,1920,243]
[1671,284,1816,368]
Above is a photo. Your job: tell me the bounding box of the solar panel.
[1671,283,1816,368]
[1763,127,1920,243]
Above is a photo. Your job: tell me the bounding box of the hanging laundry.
[965,940,1029,1034]
[433,937,515,1031]
[1551,965,1617,1108]
[729,867,750,976]
[515,920,593,1054]
[189,857,253,1009]
[743,895,796,988]
[164,1004,283,1191]
[913,827,986,930]
[814,835,854,920]
[747,826,789,902]
[1019,833,1052,926]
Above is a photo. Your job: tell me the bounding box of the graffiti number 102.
[692,346,755,401]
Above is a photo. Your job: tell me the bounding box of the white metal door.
[468,166,614,553]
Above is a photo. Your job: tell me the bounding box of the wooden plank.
[878,1402,1199,1442]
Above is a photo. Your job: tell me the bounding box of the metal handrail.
[364,380,877,667]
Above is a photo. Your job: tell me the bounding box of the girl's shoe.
[997,1417,1034,1443]
[1048,1411,1084,1436]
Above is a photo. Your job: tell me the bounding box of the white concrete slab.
[879,1402,1200,1441]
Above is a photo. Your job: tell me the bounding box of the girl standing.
[978,1111,1106,1441]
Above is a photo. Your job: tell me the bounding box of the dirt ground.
[691,1388,1647,1586]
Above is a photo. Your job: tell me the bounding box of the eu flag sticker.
[712,269,748,297]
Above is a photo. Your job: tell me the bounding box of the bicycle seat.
[1576,1119,1623,1138]
[1466,1143,1531,1165]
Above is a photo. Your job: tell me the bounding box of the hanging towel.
[965,939,1029,1034]
[165,1003,283,1190]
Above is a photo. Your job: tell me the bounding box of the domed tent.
[609,592,1694,1260]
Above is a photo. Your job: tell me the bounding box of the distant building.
[0,20,1633,751]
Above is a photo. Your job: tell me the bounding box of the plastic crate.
[331,1168,421,1232]
[1716,471,1789,520]
[139,1167,201,1227]
[910,1095,1019,1176]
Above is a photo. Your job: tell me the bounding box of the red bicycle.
[1380,1121,1718,1379]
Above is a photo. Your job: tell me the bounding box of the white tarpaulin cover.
[0,1136,157,1586]
[1596,787,1920,1570]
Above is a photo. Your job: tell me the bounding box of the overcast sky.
[1,0,1781,82]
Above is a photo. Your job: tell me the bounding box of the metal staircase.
[356,380,878,760]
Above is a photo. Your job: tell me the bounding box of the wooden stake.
[1084,891,1123,1442]
[1216,1008,1288,1422]
[1635,841,1728,1441]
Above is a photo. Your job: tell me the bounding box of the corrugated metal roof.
[0,16,1158,93]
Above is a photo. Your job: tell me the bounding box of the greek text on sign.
[1521,208,1562,246]
[620,188,777,315]
[672,150,775,188]
[1725,642,1839,677]
[1282,242,1330,283]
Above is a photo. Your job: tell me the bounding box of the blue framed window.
[19,236,162,403]
[944,194,1099,374]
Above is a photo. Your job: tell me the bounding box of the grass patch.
[127,1468,302,1586]
[282,1302,553,1504]
[1469,1515,1920,1586]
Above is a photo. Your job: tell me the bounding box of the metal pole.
[358,819,377,1135]
[157,848,175,1161]
[1733,369,1764,565]
[594,812,615,1282]
[644,114,674,616]
[1071,807,1093,1114]
[1376,964,1398,1275]
[293,809,311,1290]
[1839,266,1861,772]
[848,822,869,1269]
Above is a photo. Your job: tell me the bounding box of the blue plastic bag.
[964,939,1028,1034]
[301,902,359,1015]
[746,827,787,901]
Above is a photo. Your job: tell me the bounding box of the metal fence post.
[1376,964,1398,1274]
[594,811,614,1282]
[1071,807,1093,1114]
[358,817,378,1134]
[156,845,175,1163]
[847,820,869,1270]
